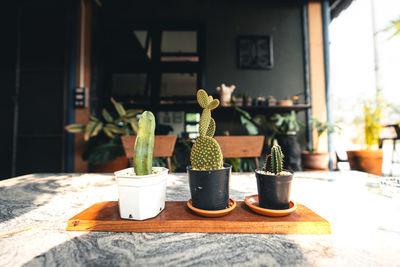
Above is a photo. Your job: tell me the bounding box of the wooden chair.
[121,135,177,171]
[214,136,265,169]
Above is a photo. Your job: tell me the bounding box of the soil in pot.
[187,163,231,210]
[255,169,293,210]
[301,151,329,170]
[346,150,383,176]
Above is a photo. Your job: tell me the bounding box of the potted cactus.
[301,118,339,170]
[187,89,232,210]
[255,142,293,210]
[114,111,169,220]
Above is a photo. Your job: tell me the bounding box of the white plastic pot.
[115,167,169,220]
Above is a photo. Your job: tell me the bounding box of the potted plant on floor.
[114,111,169,220]
[347,90,386,176]
[269,111,303,171]
[187,89,232,211]
[255,142,293,209]
[301,118,339,170]
[65,98,140,172]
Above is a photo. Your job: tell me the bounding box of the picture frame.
[237,35,273,69]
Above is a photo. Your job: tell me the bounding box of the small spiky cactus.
[134,111,155,175]
[190,89,224,170]
[262,143,284,174]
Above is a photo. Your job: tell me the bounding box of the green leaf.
[240,116,258,135]
[91,122,104,137]
[111,97,126,117]
[125,118,139,133]
[125,109,141,118]
[102,108,113,123]
[65,123,85,133]
[90,115,99,122]
[84,121,97,141]
[105,123,125,134]
[103,127,115,139]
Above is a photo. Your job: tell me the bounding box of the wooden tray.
[66,201,331,235]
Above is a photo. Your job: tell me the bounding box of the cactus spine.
[262,143,284,174]
[190,89,223,170]
[134,111,155,175]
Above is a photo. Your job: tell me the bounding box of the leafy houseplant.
[255,142,293,209]
[301,118,338,170]
[269,111,303,171]
[187,89,232,210]
[114,111,169,220]
[65,98,140,171]
[347,90,386,175]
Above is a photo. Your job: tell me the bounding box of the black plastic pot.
[255,169,293,209]
[187,163,231,210]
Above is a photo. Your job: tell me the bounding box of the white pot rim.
[115,167,169,187]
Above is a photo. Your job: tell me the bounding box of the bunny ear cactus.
[263,143,284,175]
[134,111,155,176]
[190,89,224,170]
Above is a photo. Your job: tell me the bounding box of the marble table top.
[1,171,399,266]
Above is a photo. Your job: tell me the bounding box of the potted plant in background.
[65,98,140,172]
[114,111,169,220]
[187,89,233,212]
[301,118,339,170]
[254,142,294,210]
[269,111,303,171]
[347,90,386,176]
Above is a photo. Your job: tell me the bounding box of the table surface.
[1,171,399,266]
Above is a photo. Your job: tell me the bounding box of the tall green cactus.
[134,111,155,175]
[262,143,284,174]
[190,89,224,170]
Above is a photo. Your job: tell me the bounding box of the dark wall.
[0,1,72,179]
[99,0,305,100]
[0,2,17,179]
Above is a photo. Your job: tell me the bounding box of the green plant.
[65,98,140,164]
[310,118,339,152]
[190,89,223,170]
[380,16,400,39]
[363,90,386,148]
[270,111,303,135]
[262,142,284,174]
[134,111,155,175]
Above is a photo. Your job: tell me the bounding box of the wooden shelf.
[66,201,331,234]
[123,103,311,113]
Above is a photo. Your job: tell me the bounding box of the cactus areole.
[190,89,224,171]
[134,111,155,176]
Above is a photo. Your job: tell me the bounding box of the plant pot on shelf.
[115,167,169,220]
[346,150,383,176]
[187,163,232,210]
[92,156,128,173]
[255,169,293,209]
[301,151,329,170]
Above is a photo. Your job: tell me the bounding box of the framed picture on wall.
[237,35,273,69]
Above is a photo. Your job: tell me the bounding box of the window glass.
[161,73,197,97]
[112,73,148,97]
[161,31,197,53]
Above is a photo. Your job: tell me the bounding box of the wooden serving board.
[66,201,331,234]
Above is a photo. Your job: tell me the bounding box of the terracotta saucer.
[244,195,297,217]
[187,198,236,217]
